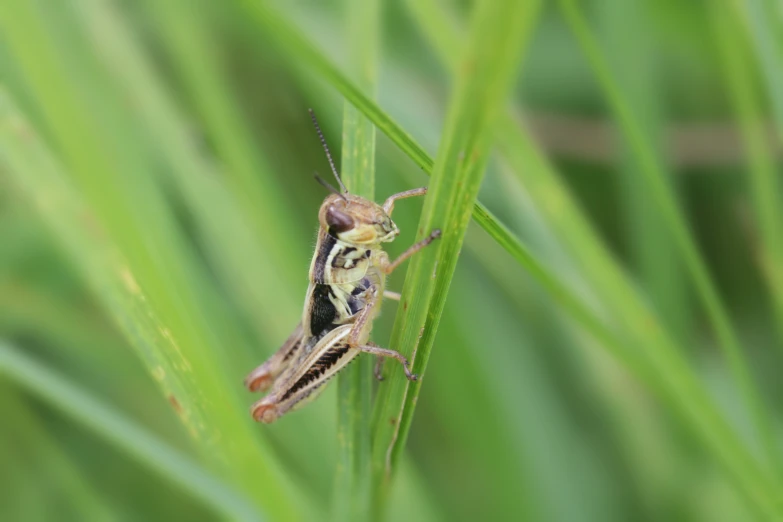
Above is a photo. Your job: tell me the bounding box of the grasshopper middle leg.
[347,286,418,381]
[359,342,417,380]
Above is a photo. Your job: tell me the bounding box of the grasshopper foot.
[250,400,279,424]
[360,343,418,382]
[244,368,274,393]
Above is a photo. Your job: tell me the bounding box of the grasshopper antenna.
[309,108,348,193]
[314,173,347,201]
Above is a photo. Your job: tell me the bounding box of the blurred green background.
[1,0,782,521]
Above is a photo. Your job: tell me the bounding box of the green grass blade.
[238,1,432,170]
[741,0,783,133]
[403,0,783,517]
[0,85,203,440]
[0,342,262,522]
[235,2,538,276]
[0,83,306,519]
[557,0,780,477]
[235,10,779,512]
[66,0,335,496]
[73,0,304,340]
[367,0,541,510]
[332,0,379,519]
[499,121,783,521]
[0,385,115,521]
[143,0,303,275]
[234,0,644,407]
[729,0,783,342]
[597,0,688,340]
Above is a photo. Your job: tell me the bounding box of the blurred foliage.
[1,0,782,521]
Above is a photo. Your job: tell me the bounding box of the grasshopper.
[244,110,440,423]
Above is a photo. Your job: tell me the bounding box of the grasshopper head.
[319,194,399,246]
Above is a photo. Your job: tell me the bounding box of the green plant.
[1,1,781,520]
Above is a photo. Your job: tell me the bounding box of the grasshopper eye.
[326,206,355,235]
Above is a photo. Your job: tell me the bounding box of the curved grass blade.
[236,0,548,328]
[143,0,304,278]
[403,0,783,517]
[0,84,306,520]
[557,0,780,480]
[74,0,304,341]
[68,0,336,496]
[225,1,781,517]
[0,85,204,442]
[597,0,688,340]
[0,384,115,521]
[366,0,541,510]
[0,342,262,522]
[727,0,783,343]
[332,0,380,519]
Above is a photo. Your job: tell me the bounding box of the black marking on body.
[281,343,350,400]
[310,284,337,335]
[351,277,371,296]
[347,277,371,314]
[331,244,367,270]
[312,233,336,282]
[348,297,363,315]
[332,256,355,269]
[281,339,302,363]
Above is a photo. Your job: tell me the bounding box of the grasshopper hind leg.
[248,327,418,423]
[244,322,305,393]
[250,325,359,423]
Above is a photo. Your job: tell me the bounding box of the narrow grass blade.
[404,0,783,517]
[143,0,303,277]
[213,2,781,517]
[332,0,379,519]
[67,0,335,496]
[0,86,204,441]
[0,342,262,522]
[557,0,780,478]
[368,0,541,510]
[0,385,115,521]
[234,1,559,340]
[741,0,783,133]
[0,84,306,519]
[728,0,783,343]
[73,0,304,341]
[597,0,688,340]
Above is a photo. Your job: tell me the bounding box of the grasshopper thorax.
[319,193,399,246]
